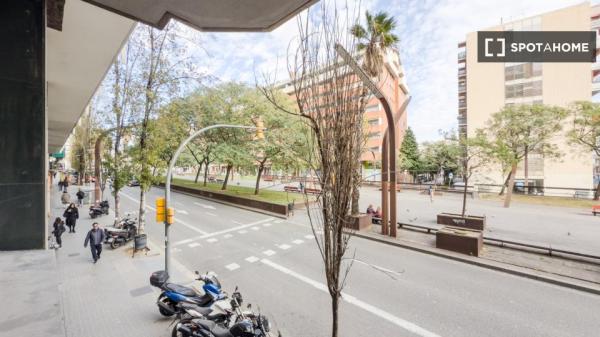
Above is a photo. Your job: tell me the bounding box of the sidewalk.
[2,184,202,337]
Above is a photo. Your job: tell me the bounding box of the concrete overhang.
[82,0,318,32]
[46,0,135,153]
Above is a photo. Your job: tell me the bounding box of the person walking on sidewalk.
[52,217,66,248]
[84,222,105,263]
[76,189,85,206]
[63,203,79,233]
[62,175,69,192]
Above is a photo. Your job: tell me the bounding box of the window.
[505,80,542,99]
[367,118,380,126]
[505,63,542,81]
[365,104,380,112]
[370,146,380,152]
[367,131,381,139]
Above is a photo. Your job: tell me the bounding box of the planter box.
[437,212,485,231]
[345,214,372,231]
[436,226,483,257]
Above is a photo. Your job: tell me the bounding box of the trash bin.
[134,234,147,250]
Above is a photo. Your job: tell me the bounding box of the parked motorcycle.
[173,287,278,337]
[150,270,226,317]
[104,215,137,249]
[89,200,109,218]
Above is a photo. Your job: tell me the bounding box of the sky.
[182,0,595,142]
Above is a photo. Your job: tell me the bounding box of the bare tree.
[260,2,365,336]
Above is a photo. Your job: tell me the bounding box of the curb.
[152,185,288,219]
[350,230,600,296]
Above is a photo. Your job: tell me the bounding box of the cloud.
[186,0,595,141]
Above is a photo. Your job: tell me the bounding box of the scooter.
[89,200,109,218]
[150,270,226,317]
[104,216,137,249]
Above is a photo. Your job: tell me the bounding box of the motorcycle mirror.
[247,303,251,309]
[194,270,199,275]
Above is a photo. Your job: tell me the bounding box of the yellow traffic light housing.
[166,207,175,225]
[254,117,265,140]
[155,197,166,222]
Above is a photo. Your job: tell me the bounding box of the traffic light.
[166,207,175,225]
[254,117,265,140]
[155,197,165,222]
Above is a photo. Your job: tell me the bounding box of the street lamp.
[334,43,398,237]
[163,123,265,275]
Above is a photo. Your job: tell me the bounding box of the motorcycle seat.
[164,283,197,297]
[191,319,233,337]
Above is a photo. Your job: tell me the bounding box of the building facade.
[458,2,598,194]
[279,48,410,167]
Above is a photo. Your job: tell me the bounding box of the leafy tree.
[477,104,568,207]
[398,127,421,177]
[567,101,600,199]
[350,10,400,215]
[420,139,461,181]
[70,110,96,185]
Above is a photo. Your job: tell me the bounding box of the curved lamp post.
[163,123,264,274]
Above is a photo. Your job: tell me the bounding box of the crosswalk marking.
[188,242,201,248]
[225,263,240,271]
[292,239,304,245]
[251,226,260,231]
[207,238,218,243]
[263,250,276,256]
[245,256,259,263]
[278,244,291,250]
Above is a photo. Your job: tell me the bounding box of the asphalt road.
[118,186,600,337]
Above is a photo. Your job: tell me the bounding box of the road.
[118,186,600,337]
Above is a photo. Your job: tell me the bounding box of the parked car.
[128,179,140,187]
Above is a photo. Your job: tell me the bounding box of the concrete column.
[0,0,46,249]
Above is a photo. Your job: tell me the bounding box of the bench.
[284,186,300,193]
[574,190,590,199]
[304,188,321,195]
[593,205,600,216]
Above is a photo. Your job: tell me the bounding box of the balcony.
[593,80,600,95]
[458,51,466,62]
[457,116,467,126]
[459,102,466,109]
[458,68,466,77]
[458,84,466,93]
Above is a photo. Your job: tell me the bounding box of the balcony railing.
[458,69,466,77]
[458,85,466,93]
[458,51,466,61]
[459,102,466,108]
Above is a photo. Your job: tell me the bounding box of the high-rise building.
[458,2,598,194]
[279,48,410,167]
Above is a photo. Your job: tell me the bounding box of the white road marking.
[172,218,274,246]
[261,259,440,337]
[172,248,182,253]
[178,210,189,215]
[262,223,273,227]
[251,226,260,231]
[188,242,201,248]
[292,239,304,245]
[206,238,218,243]
[120,192,208,235]
[278,244,291,250]
[304,235,314,240]
[232,220,244,225]
[274,220,283,224]
[245,256,259,263]
[205,212,217,217]
[193,202,216,210]
[238,230,248,234]
[262,250,276,256]
[225,263,240,271]
[223,234,233,239]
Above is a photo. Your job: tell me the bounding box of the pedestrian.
[84,222,105,263]
[63,203,79,233]
[428,184,434,203]
[61,190,71,204]
[52,217,66,248]
[299,181,304,192]
[76,189,85,206]
[62,175,69,192]
[366,204,375,215]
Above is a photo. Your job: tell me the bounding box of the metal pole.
[381,134,389,235]
[164,124,257,275]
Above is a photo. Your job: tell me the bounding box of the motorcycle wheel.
[110,240,120,249]
[158,294,175,317]
[90,213,97,219]
[171,321,193,337]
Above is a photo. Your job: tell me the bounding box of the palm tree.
[349,11,399,215]
[351,11,400,77]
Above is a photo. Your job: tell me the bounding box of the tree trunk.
[138,188,146,233]
[498,170,512,196]
[331,295,339,337]
[222,164,232,190]
[594,182,600,201]
[114,193,121,222]
[503,164,517,208]
[203,160,210,186]
[524,146,529,195]
[255,163,265,195]
[351,161,360,215]
[194,162,203,184]
[461,175,468,217]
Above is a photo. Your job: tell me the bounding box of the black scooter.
[89,200,109,218]
[104,216,137,249]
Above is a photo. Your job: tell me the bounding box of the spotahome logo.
[478,31,596,62]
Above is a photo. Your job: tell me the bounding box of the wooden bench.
[304,188,321,195]
[593,205,600,216]
[284,186,300,193]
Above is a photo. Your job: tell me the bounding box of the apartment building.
[279,48,410,166]
[458,2,598,193]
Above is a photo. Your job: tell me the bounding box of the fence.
[475,183,596,199]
